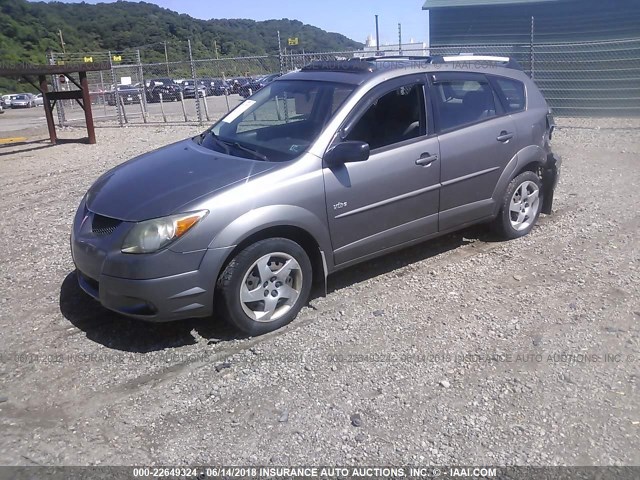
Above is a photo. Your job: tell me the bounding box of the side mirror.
[325,141,370,166]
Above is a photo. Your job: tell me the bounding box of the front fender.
[208,204,333,265]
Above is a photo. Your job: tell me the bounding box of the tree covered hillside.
[0,0,362,64]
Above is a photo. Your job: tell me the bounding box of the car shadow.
[59,271,245,353]
[324,224,500,295]
[60,224,500,352]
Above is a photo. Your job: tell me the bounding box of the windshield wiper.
[198,131,268,161]
[228,142,269,162]
[197,130,231,154]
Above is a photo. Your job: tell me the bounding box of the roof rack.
[362,54,523,71]
[358,55,436,62]
[301,60,377,73]
[300,54,523,74]
[431,54,523,70]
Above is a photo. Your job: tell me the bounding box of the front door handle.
[497,131,514,142]
[416,153,438,166]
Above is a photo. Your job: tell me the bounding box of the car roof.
[283,57,530,86]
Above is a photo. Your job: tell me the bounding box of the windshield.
[204,80,355,162]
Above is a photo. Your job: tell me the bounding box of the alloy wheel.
[239,252,303,323]
[509,180,541,231]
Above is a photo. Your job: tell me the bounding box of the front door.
[323,77,441,266]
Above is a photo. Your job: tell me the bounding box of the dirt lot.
[0,118,638,466]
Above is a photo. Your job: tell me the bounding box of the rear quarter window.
[493,77,526,113]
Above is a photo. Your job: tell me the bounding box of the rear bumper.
[541,152,562,214]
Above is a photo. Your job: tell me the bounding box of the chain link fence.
[48,37,640,126]
[429,39,640,116]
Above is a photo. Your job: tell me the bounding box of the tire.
[493,171,543,239]
[216,238,313,336]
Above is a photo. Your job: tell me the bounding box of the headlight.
[121,210,208,254]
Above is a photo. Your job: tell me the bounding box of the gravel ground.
[0,118,638,466]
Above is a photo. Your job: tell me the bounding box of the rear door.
[323,75,441,266]
[430,72,519,231]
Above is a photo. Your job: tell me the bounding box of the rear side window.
[493,77,526,113]
[433,78,497,131]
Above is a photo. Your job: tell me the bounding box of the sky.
[55,0,430,45]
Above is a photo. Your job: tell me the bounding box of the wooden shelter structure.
[0,62,110,144]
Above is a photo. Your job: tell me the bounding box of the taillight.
[546,110,555,141]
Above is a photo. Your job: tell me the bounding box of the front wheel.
[494,171,543,239]
[216,238,313,335]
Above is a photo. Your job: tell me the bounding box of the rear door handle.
[416,153,438,166]
[497,131,514,142]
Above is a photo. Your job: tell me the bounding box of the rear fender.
[491,145,546,216]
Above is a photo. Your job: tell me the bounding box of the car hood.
[86,139,278,222]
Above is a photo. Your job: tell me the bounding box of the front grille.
[91,213,122,237]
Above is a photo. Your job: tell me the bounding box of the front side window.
[433,78,497,131]
[346,84,426,150]
[207,80,355,162]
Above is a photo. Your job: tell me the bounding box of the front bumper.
[71,206,234,322]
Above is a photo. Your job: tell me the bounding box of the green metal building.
[423,0,640,116]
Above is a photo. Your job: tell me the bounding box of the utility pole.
[398,23,402,55]
[375,15,380,56]
[58,29,66,54]
[213,40,220,59]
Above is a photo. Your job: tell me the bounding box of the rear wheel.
[494,171,543,239]
[216,238,313,335]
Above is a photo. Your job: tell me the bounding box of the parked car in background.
[71,55,560,336]
[34,93,44,107]
[10,93,36,108]
[106,84,142,106]
[198,78,227,96]
[2,94,19,108]
[227,77,252,95]
[239,73,282,98]
[210,79,231,96]
[145,79,182,103]
[181,80,207,99]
